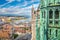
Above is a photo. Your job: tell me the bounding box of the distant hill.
[0,13,30,18]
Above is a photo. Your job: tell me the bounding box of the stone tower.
[31,4,40,40]
[31,5,36,40]
[40,0,60,40]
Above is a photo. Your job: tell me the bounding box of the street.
[15,33,31,40]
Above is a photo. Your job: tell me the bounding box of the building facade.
[14,22,31,34]
[0,24,12,40]
[40,0,60,40]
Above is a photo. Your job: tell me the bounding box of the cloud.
[24,3,39,10]
[6,0,22,2]
[0,0,39,16]
[0,0,15,8]
[6,0,15,2]
[0,2,39,15]
[21,0,31,7]
[16,0,21,2]
[0,0,21,8]
[0,6,31,15]
[0,0,39,22]
[0,2,10,8]
[21,0,39,8]
[0,0,39,8]
[6,0,21,2]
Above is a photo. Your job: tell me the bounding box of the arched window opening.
[42,11,45,18]
[44,11,45,18]
[55,9,59,19]
[42,12,43,18]
[49,9,53,19]
[56,30,58,37]
[50,29,51,35]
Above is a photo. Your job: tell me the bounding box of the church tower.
[31,5,36,40]
[31,4,40,40]
[40,0,60,40]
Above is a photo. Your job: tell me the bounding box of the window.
[44,11,45,18]
[49,9,53,19]
[42,12,43,18]
[55,21,59,24]
[50,29,51,35]
[49,21,52,24]
[42,11,45,18]
[56,30,58,37]
[55,9,59,19]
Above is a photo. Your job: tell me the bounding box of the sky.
[0,0,40,22]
